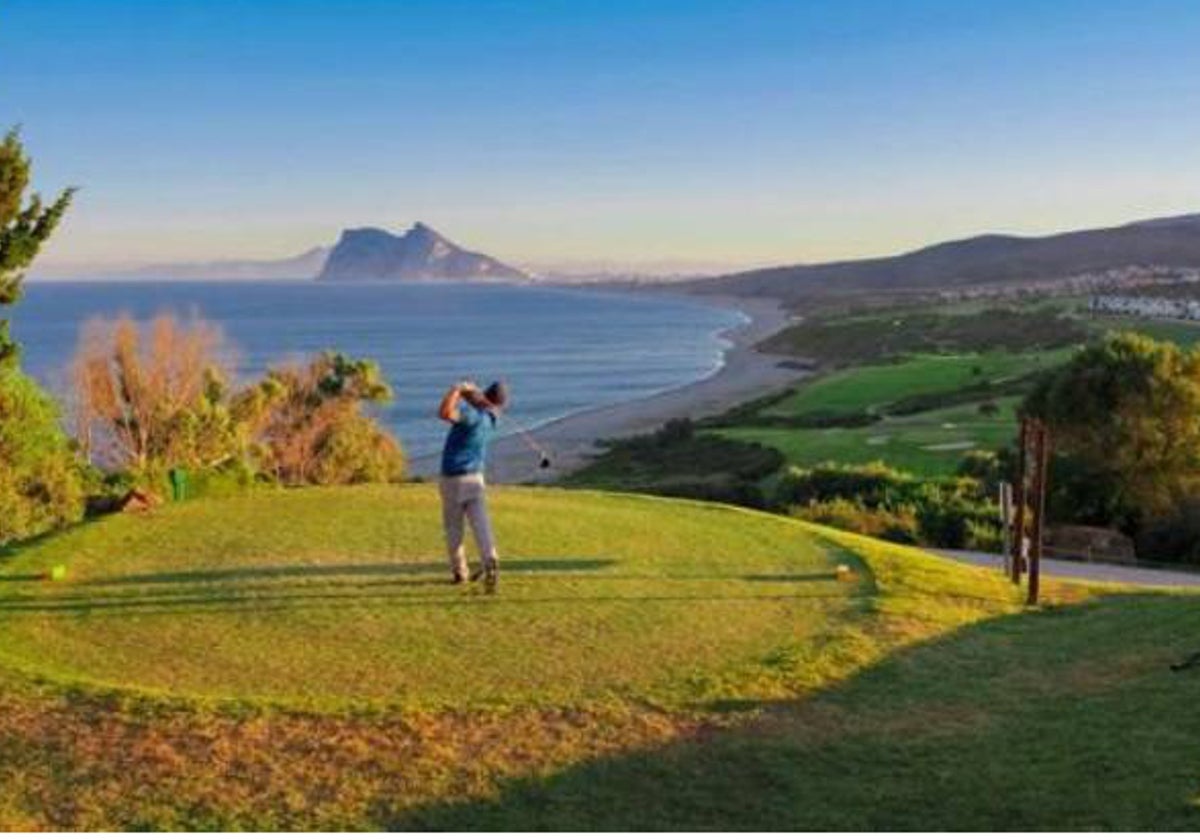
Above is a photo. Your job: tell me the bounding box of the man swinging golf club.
[437,379,508,590]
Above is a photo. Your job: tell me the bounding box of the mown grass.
[723,398,1021,477]
[762,351,1066,420]
[0,485,860,711]
[759,307,1087,367]
[1,486,1198,830]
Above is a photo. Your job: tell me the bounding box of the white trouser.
[439,473,498,577]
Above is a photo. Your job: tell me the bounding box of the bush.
[567,418,784,505]
[775,461,912,508]
[789,498,919,544]
[72,315,406,493]
[308,411,406,485]
[775,462,1001,550]
[0,367,85,544]
[1136,498,1200,566]
[653,477,769,510]
[956,449,1005,492]
[247,352,405,486]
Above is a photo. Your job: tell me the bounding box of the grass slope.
[1,486,1198,830]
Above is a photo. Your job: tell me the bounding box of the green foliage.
[74,318,406,497]
[246,350,405,486]
[760,307,1088,367]
[0,367,85,544]
[789,497,920,544]
[777,462,1002,550]
[1136,498,1200,565]
[563,417,783,508]
[1025,332,1200,528]
[308,410,406,485]
[0,128,75,366]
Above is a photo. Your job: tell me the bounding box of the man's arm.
[438,381,477,424]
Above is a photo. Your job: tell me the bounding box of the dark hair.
[484,380,509,408]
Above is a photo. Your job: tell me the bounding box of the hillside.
[691,212,1200,305]
[317,223,529,282]
[1,485,1198,829]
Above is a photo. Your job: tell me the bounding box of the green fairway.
[0,484,864,709]
[764,351,1069,419]
[724,398,1021,476]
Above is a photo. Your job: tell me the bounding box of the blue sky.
[5,0,1200,272]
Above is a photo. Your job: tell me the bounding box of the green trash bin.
[168,467,189,502]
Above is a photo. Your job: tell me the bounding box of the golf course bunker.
[922,441,976,452]
[0,486,864,709]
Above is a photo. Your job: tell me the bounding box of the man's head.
[484,380,509,410]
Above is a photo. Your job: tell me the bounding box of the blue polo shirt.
[441,400,497,476]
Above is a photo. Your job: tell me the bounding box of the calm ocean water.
[13,282,744,456]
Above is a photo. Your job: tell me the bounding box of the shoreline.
[413,291,805,484]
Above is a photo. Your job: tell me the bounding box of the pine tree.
[0,127,75,366]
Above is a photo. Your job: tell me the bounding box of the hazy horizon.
[6,0,1200,274]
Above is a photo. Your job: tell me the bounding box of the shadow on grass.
[84,558,617,587]
[0,555,865,618]
[386,590,1200,831]
[742,572,837,582]
[0,587,858,618]
[0,573,43,583]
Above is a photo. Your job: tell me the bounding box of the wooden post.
[1027,420,1050,606]
[1010,417,1028,585]
[999,481,1013,577]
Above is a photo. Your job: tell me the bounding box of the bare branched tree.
[71,313,237,470]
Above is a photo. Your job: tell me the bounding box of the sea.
[12,281,745,457]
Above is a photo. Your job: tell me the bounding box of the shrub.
[653,477,769,510]
[246,352,405,486]
[789,498,919,544]
[308,410,406,485]
[72,315,405,494]
[775,462,1001,550]
[1136,498,1200,566]
[775,461,912,508]
[956,449,1004,491]
[71,313,243,474]
[0,367,85,544]
[568,418,784,504]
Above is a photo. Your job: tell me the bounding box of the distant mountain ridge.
[317,223,529,282]
[105,247,331,281]
[692,212,1200,303]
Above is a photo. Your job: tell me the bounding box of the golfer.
[437,379,507,589]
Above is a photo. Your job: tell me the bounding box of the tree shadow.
[387,590,1200,831]
[0,586,857,619]
[0,554,867,618]
[742,572,838,582]
[84,558,618,587]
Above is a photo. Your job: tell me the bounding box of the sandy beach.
[412,292,805,484]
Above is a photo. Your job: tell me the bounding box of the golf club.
[465,380,553,469]
[502,411,552,469]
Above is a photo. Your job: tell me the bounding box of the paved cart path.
[934,549,1200,588]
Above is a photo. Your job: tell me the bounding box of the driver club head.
[539,454,552,470]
